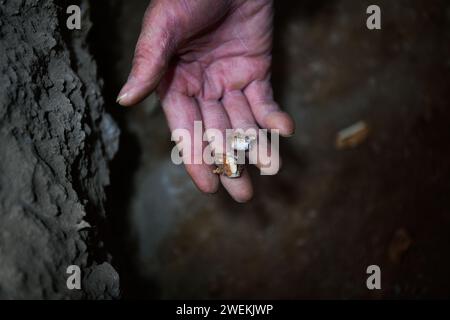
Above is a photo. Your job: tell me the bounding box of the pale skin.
[117,0,295,202]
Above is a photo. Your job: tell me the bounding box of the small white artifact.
[229,131,257,151]
[213,153,243,178]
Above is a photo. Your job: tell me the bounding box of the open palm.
[117,0,294,202]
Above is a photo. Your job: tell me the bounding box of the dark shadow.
[87,1,159,299]
[272,0,334,101]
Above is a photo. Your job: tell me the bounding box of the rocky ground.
[0,0,119,299]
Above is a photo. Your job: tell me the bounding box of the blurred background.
[90,0,450,299]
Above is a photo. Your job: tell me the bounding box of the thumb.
[117,5,177,106]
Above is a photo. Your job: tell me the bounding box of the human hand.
[117,0,295,202]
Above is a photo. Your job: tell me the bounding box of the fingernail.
[116,92,129,104]
[282,132,295,138]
